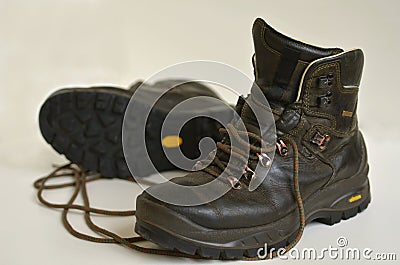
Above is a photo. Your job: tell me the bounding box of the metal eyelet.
[227,176,241,190]
[319,77,331,88]
[317,91,333,106]
[257,153,272,167]
[319,73,334,88]
[276,139,288,156]
[310,131,331,150]
[317,96,331,105]
[192,161,203,171]
[244,164,256,180]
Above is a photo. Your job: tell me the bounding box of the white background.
[1,0,399,264]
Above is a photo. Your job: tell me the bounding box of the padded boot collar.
[252,18,343,113]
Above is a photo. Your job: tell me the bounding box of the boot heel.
[314,192,371,226]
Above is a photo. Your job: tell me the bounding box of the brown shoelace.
[33,137,305,260]
[202,123,275,182]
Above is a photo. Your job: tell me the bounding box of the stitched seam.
[256,19,282,57]
[288,116,306,136]
[283,109,297,115]
[304,62,338,129]
[298,60,309,66]
[271,108,281,115]
[240,102,249,119]
[304,61,359,133]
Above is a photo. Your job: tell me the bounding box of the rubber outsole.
[39,87,230,179]
[135,195,370,259]
[134,171,371,259]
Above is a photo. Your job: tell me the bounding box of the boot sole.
[39,87,231,178]
[135,170,371,259]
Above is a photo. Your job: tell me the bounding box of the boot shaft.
[297,49,364,135]
[250,18,364,137]
[247,19,367,187]
[251,18,343,113]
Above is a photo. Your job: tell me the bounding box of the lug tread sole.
[39,89,224,178]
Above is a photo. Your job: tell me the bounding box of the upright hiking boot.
[39,79,232,179]
[135,18,371,259]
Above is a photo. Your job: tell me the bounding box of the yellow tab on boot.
[162,135,183,148]
[342,110,354,117]
[348,194,362,203]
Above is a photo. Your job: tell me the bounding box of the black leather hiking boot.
[135,18,371,259]
[39,79,232,178]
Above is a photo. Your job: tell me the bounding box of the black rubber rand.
[39,88,222,179]
[135,197,370,259]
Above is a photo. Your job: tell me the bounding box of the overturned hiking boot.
[39,79,232,179]
[135,18,371,259]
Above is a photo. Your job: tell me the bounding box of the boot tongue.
[251,18,343,113]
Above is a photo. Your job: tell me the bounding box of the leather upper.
[136,19,368,230]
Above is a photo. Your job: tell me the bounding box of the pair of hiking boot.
[38,18,370,259]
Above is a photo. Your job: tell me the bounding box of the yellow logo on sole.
[348,194,362,203]
[162,135,183,148]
